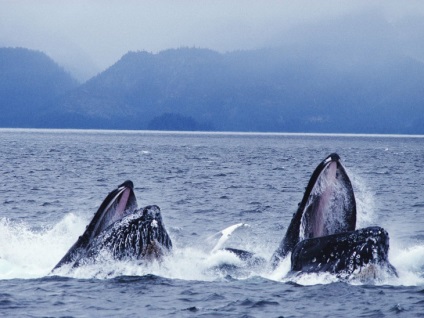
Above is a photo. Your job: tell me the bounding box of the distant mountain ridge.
[1,46,423,134]
[0,47,79,127]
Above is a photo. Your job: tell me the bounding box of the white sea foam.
[388,244,424,286]
[266,254,292,281]
[0,214,423,286]
[0,214,85,279]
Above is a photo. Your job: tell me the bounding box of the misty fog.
[1,0,423,81]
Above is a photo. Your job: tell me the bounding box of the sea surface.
[0,129,423,317]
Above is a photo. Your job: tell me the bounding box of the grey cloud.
[1,0,423,81]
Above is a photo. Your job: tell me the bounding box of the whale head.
[271,154,396,278]
[271,153,356,267]
[52,181,172,271]
[81,204,173,264]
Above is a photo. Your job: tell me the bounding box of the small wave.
[412,202,424,208]
[367,171,391,175]
[282,271,339,286]
[235,298,279,308]
[182,306,199,313]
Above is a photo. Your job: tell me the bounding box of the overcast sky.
[1,0,423,81]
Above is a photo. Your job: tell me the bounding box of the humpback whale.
[52,181,172,271]
[271,153,397,278]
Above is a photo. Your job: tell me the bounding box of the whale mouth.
[271,153,396,277]
[271,153,358,267]
[90,180,138,239]
[52,181,175,271]
[52,180,139,271]
[299,153,356,240]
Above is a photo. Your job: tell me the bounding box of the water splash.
[348,168,377,228]
[389,244,424,285]
[0,213,85,279]
[1,213,423,286]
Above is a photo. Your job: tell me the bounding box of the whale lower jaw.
[290,226,397,278]
[299,154,356,240]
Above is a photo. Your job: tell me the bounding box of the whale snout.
[142,205,162,221]
[362,226,391,260]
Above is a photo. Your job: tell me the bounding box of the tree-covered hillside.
[1,45,423,134]
[0,47,78,127]
[52,47,424,133]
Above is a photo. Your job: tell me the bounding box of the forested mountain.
[0,47,79,127]
[1,46,423,134]
[51,47,424,133]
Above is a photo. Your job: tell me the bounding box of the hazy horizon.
[1,1,424,81]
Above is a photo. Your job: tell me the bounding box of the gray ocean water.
[0,129,423,317]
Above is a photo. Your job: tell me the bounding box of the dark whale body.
[52,181,172,271]
[291,226,397,278]
[271,153,397,278]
